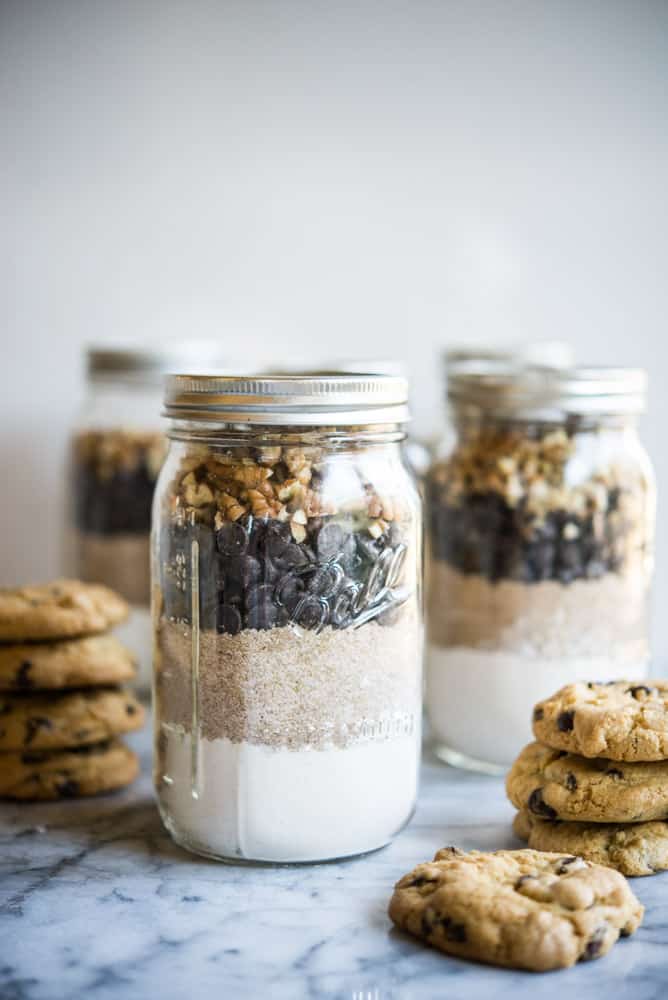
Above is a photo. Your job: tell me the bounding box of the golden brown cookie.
[506,741,668,823]
[0,740,139,799]
[532,680,668,762]
[513,810,668,877]
[0,580,128,642]
[0,688,144,750]
[0,635,136,691]
[388,847,643,972]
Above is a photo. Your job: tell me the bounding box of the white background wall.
[2,1,668,660]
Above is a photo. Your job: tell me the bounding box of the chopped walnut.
[166,439,405,544]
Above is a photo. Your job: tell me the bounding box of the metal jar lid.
[448,363,647,418]
[163,372,411,426]
[444,339,574,372]
[88,342,233,383]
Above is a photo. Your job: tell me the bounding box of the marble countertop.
[1,728,667,1000]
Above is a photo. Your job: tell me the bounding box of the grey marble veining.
[1,728,667,1000]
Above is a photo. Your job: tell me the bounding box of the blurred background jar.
[67,344,228,693]
[425,363,655,772]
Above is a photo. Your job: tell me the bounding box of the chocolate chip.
[606,768,623,779]
[557,710,575,732]
[17,661,34,689]
[408,875,438,889]
[217,603,243,635]
[583,925,608,960]
[565,772,578,792]
[216,521,249,557]
[125,704,137,716]
[25,717,53,745]
[245,585,288,630]
[626,685,653,700]
[515,874,537,889]
[56,779,80,798]
[441,916,467,943]
[291,595,328,632]
[421,909,435,936]
[21,750,49,765]
[274,575,305,613]
[533,707,544,721]
[555,856,579,874]
[528,788,558,819]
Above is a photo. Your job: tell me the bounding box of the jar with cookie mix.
[152,373,422,863]
[425,363,655,772]
[68,345,227,692]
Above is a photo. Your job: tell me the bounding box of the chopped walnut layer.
[168,444,405,541]
[74,429,167,481]
[429,426,647,523]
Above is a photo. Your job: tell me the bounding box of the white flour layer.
[159,727,419,862]
[426,645,648,767]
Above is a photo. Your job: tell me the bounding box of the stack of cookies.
[0,580,145,800]
[507,680,668,877]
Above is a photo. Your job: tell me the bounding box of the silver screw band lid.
[448,363,647,417]
[163,372,411,426]
[87,343,233,382]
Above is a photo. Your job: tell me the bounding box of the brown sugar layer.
[156,610,422,750]
[427,561,649,659]
[76,532,151,607]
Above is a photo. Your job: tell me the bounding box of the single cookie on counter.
[513,810,668,877]
[506,740,668,823]
[0,688,144,750]
[0,580,128,642]
[0,635,136,691]
[0,739,139,799]
[532,680,668,762]
[388,846,643,972]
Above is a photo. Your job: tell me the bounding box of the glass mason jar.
[68,345,227,692]
[425,364,655,772]
[153,373,423,863]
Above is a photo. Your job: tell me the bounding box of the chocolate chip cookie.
[388,847,643,971]
[0,635,136,691]
[533,681,668,762]
[513,810,668,877]
[506,741,668,823]
[0,740,139,799]
[0,580,129,642]
[0,688,144,750]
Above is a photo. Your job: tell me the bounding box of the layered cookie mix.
[72,430,166,606]
[426,421,654,766]
[388,846,643,971]
[154,437,422,862]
